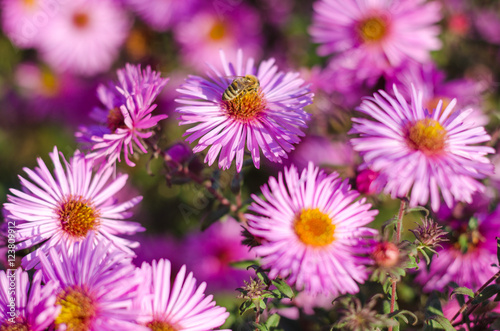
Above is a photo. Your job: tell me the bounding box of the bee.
[222,75,260,102]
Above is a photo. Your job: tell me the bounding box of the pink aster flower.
[416,206,500,292]
[0,268,60,330]
[3,146,144,269]
[124,0,199,31]
[350,85,494,211]
[1,0,47,48]
[37,0,130,76]
[76,63,168,167]
[245,162,378,296]
[310,0,442,79]
[176,50,312,172]
[173,5,263,71]
[39,233,147,330]
[135,259,230,330]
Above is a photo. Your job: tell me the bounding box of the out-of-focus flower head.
[181,217,255,293]
[36,0,131,76]
[355,167,380,195]
[473,9,500,45]
[134,259,230,330]
[245,162,378,296]
[124,0,199,32]
[350,85,494,211]
[3,146,144,269]
[173,4,263,71]
[76,63,169,167]
[176,49,312,172]
[310,0,442,82]
[286,135,354,173]
[387,61,489,126]
[1,0,48,48]
[0,268,60,330]
[442,297,500,329]
[39,233,146,330]
[416,206,500,292]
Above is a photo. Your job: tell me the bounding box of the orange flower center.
[0,317,30,331]
[22,0,36,10]
[55,286,96,331]
[294,208,335,247]
[72,12,89,29]
[107,107,127,132]
[406,119,447,155]
[209,21,226,41]
[147,320,178,331]
[425,96,452,116]
[57,195,100,238]
[222,89,266,122]
[358,16,388,42]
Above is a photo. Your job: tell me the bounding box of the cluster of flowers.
[2,0,500,329]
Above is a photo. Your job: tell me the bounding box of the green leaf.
[388,310,418,326]
[239,300,256,315]
[250,322,269,331]
[265,314,281,328]
[427,315,456,331]
[472,284,500,304]
[271,278,294,299]
[406,206,430,217]
[230,259,260,269]
[450,287,475,300]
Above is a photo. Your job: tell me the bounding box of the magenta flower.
[3,146,144,269]
[416,207,500,292]
[181,217,255,293]
[350,85,494,211]
[39,233,146,330]
[310,0,442,78]
[245,163,378,296]
[135,259,230,330]
[76,64,168,167]
[0,268,60,330]
[176,50,312,172]
[37,0,130,76]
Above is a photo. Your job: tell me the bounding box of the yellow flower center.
[72,12,89,29]
[55,286,96,331]
[294,208,335,247]
[22,0,36,10]
[358,17,388,42]
[0,317,30,331]
[40,68,60,97]
[147,320,178,331]
[57,195,100,238]
[406,119,447,155]
[107,107,127,132]
[209,21,226,41]
[222,89,266,122]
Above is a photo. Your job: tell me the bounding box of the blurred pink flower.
[181,218,255,293]
[1,0,47,48]
[173,4,263,71]
[37,0,131,76]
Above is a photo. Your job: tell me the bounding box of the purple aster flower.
[39,233,147,330]
[135,259,230,330]
[416,206,500,292]
[176,50,312,172]
[173,5,263,72]
[245,162,378,296]
[0,268,60,330]
[310,0,442,79]
[386,61,488,126]
[37,0,131,76]
[3,146,144,269]
[474,10,500,45]
[76,63,168,167]
[124,0,199,31]
[181,217,255,293]
[1,0,47,48]
[350,85,494,211]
